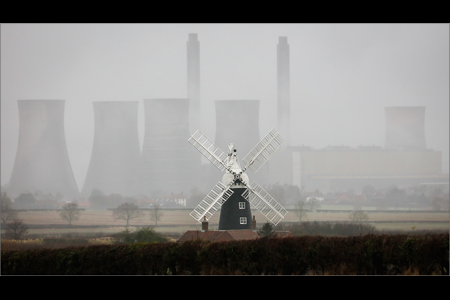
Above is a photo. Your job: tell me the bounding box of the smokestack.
[187,33,200,132]
[277,36,290,147]
[251,215,256,230]
[82,101,141,197]
[9,100,79,198]
[202,216,208,231]
[138,98,199,196]
[384,106,427,150]
[213,100,268,185]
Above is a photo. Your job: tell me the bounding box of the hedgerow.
[2,233,448,275]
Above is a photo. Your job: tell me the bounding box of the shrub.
[285,221,376,237]
[42,238,90,248]
[113,227,169,244]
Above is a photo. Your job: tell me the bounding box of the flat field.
[3,208,448,237]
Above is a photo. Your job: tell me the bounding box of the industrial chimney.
[82,101,141,197]
[277,36,290,147]
[384,106,427,150]
[137,98,200,196]
[270,37,294,186]
[202,216,208,231]
[187,33,203,168]
[187,33,201,132]
[8,100,79,198]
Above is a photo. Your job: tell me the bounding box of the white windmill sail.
[187,128,288,226]
[242,128,283,173]
[242,182,288,226]
[188,129,228,172]
[190,181,234,222]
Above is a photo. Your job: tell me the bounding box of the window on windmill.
[239,202,245,209]
[240,217,247,224]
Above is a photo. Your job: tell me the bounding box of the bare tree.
[348,210,369,234]
[112,202,144,227]
[348,210,369,222]
[5,219,28,240]
[149,203,163,226]
[1,192,18,225]
[59,202,81,226]
[294,199,308,222]
[306,197,321,211]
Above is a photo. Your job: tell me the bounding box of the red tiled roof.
[178,230,259,243]
[226,230,259,240]
[272,231,293,238]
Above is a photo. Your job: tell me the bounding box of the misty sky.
[1,23,449,190]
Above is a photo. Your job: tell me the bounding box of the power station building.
[291,146,444,193]
[8,100,79,198]
[271,106,447,193]
[270,35,447,193]
[82,101,141,197]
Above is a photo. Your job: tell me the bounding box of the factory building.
[272,106,447,193]
[292,147,445,193]
[271,35,447,193]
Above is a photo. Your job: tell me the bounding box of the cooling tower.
[81,101,141,197]
[213,100,268,185]
[138,98,199,196]
[187,33,201,132]
[384,106,426,150]
[8,100,79,198]
[277,36,290,147]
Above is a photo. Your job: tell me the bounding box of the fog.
[1,23,449,193]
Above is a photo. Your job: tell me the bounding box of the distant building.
[138,192,187,208]
[178,216,292,242]
[178,230,259,243]
[271,105,448,193]
[272,231,293,238]
[292,147,446,193]
[269,145,447,193]
[153,193,187,207]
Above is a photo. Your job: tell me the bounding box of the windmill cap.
[222,172,249,187]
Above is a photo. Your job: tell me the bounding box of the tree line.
[1,191,163,240]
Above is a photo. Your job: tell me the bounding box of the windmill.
[188,128,287,230]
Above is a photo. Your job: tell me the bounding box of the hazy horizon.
[1,23,449,191]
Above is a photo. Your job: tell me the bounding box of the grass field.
[2,208,448,239]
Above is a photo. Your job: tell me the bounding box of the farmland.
[2,207,448,239]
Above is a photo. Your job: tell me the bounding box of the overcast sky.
[1,23,449,189]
